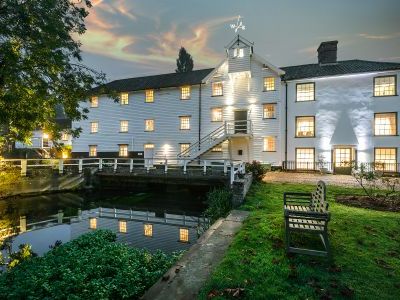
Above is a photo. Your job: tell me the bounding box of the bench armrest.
[283,192,312,205]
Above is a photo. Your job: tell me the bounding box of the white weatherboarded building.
[72,36,400,174]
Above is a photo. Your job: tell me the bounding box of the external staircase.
[177,120,252,160]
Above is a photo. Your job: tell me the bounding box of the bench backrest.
[311,181,328,212]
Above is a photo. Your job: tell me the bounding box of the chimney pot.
[317,41,338,65]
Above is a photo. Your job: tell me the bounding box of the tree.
[175,47,194,73]
[0,0,105,148]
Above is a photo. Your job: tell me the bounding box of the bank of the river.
[199,183,400,299]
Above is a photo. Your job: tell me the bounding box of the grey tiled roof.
[93,68,214,93]
[281,59,400,81]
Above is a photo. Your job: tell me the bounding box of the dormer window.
[233,48,244,58]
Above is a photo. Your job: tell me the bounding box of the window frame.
[373,75,397,97]
[179,143,191,155]
[211,107,223,122]
[262,103,277,119]
[118,144,129,157]
[263,136,276,152]
[119,120,129,133]
[295,116,316,138]
[119,220,127,233]
[211,82,224,97]
[89,145,97,157]
[295,147,316,170]
[145,89,154,103]
[374,147,398,172]
[120,92,129,105]
[180,86,191,100]
[90,121,98,134]
[296,82,316,102]
[144,224,153,237]
[90,96,98,108]
[144,119,155,132]
[263,77,275,92]
[179,116,191,130]
[179,228,189,243]
[211,145,223,152]
[374,112,398,136]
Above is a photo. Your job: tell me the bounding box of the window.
[120,120,129,132]
[374,76,396,97]
[121,93,129,105]
[144,224,153,237]
[90,96,98,108]
[119,220,127,233]
[263,136,276,152]
[119,144,128,157]
[212,82,223,96]
[180,116,191,130]
[90,121,98,133]
[296,148,315,170]
[179,228,189,242]
[296,116,315,137]
[89,217,97,229]
[144,143,154,149]
[181,86,191,100]
[145,119,154,131]
[145,89,154,102]
[375,148,397,172]
[212,145,222,152]
[334,148,352,167]
[233,48,244,58]
[61,132,69,141]
[374,113,397,136]
[263,104,276,118]
[296,83,315,101]
[180,143,190,155]
[263,77,275,91]
[211,107,223,122]
[89,145,97,157]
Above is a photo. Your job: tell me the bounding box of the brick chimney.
[317,41,338,65]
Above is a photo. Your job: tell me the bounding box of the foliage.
[0,0,106,146]
[0,159,22,197]
[175,47,194,73]
[199,183,400,300]
[352,163,400,201]
[245,160,268,182]
[0,230,180,299]
[203,188,232,223]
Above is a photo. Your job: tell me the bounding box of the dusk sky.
[80,0,400,81]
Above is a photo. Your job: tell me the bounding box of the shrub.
[245,160,267,182]
[203,188,232,223]
[0,230,180,299]
[0,160,22,197]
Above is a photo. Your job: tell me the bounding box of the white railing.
[0,158,245,184]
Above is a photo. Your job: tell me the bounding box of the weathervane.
[230,15,245,33]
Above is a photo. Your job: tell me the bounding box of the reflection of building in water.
[71,207,208,253]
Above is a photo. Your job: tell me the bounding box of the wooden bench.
[283,181,331,258]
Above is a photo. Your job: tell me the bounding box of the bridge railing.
[0,158,246,185]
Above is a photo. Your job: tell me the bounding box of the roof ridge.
[282,59,400,69]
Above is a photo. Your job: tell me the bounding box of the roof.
[281,59,400,81]
[93,68,214,94]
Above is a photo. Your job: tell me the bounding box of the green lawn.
[199,182,400,300]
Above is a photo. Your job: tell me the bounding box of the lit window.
[121,93,129,105]
[89,145,97,157]
[264,77,275,91]
[145,119,154,131]
[296,148,315,170]
[180,116,191,130]
[212,82,223,96]
[90,96,98,108]
[180,143,190,155]
[179,228,189,242]
[211,107,223,122]
[90,121,98,133]
[296,116,315,137]
[375,148,397,172]
[119,220,127,233]
[144,143,154,149]
[181,86,191,100]
[89,217,97,229]
[233,48,244,58]
[263,104,276,118]
[119,144,128,157]
[145,89,154,102]
[374,76,396,97]
[334,148,352,167]
[61,132,69,141]
[144,224,153,237]
[212,145,222,152]
[263,136,276,152]
[120,120,129,132]
[296,83,315,101]
[375,113,397,136]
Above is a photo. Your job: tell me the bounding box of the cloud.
[359,32,400,40]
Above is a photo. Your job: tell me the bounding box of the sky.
[79,0,400,81]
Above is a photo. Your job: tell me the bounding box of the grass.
[199,182,400,299]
